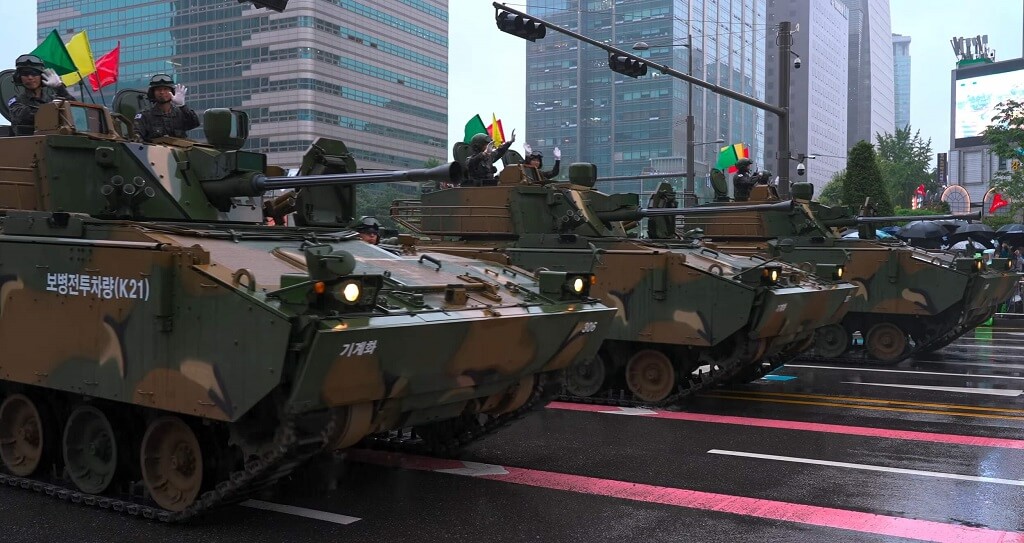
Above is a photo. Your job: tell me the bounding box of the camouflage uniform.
[732,160,756,202]
[465,140,513,186]
[7,86,74,128]
[134,105,200,142]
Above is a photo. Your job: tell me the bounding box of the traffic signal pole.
[493,2,794,199]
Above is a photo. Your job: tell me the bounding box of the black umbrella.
[896,221,946,249]
[997,223,1024,234]
[931,219,967,235]
[897,221,946,239]
[947,222,996,248]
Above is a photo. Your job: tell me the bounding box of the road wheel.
[565,354,607,397]
[814,324,850,359]
[866,322,909,363]
[62,405,119,494]
[0,394,47,477]
[625,349,675,403]
[140,417,203,512]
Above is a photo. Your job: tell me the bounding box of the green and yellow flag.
[61,31,97,86]
[31,29,77,75]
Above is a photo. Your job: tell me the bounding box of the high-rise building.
[892,33,911,130]
[842,0,894,148]
[764,0,848,193]
[37,0,449,170]
[524,0,767,197]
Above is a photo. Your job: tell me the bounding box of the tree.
[818,170,845,206]
[844,140,893,215]
[984,99,1024,219]
[874,126,933,208]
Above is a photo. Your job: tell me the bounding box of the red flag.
[915,184,926,196]
[88,42,120,92]
[990,193,1009,214]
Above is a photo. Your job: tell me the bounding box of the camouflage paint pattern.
[390,166,856,374]
[681,190,1018,348]
[0,101,614,436]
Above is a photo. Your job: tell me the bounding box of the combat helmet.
[526,149,543,168]
[735,158,753,172]
[13,54,46,83]
[147,73,176,101]
[350,216,380,232]
[470,133,492,153]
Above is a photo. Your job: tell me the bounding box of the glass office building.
[841,0,894,148]
[525,0,767,197]
[892,33,910,131]
[37,0,448,170]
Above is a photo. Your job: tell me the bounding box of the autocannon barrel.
[595,200,794,222]
[203,162,462,199]
[820,211,981,228]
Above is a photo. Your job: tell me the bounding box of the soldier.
[7,54,74,131]
[732,158,756,202]
[351,216,380,245]
[523,143,562,180]
[133,74,200,142]
[464,130,516,186]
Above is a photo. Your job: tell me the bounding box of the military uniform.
[7,86,74,128]
[465,140,513,186]
[134,105,200,142]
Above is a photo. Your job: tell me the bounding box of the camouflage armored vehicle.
[0,99,614,519]
[678,179,1017,363]
[389,161,856,404]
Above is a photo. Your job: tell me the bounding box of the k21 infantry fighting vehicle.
[388,161,857,405]
[0,98,615,520]
[677,178,1018,364]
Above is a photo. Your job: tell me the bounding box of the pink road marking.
[350,449,1024,542]
[547,402,1024,450]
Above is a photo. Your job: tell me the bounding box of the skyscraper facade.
[524,0,767,196]
[842,0,894,148]
[892,33,911,130]
[764,0,848,193]
[36,0,449,170]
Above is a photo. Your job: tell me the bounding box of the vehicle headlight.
[761,266,782,286]
[341,281,361,303]
[538,271,596,299]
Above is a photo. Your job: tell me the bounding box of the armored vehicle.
[678,179,1017,363]
[389,161,856,404]
[0,99,614,519]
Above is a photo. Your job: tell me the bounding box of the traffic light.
[608,53,648,78]
[496,11,546,41]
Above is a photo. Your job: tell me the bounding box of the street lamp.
[634,36,700,206]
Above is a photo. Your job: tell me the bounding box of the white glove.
[508,129,516,143]
[171,84,187,106]
[523,143,533,156]
[553,147,562,160]
[41,68,63,88]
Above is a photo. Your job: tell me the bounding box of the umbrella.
[947,222,996,248]
[896,221,946,250]
[879,225,902,236]
[948,239,987,253]
[931,219,967,235]
[897,221,946,240]
[997,223,1024,234]
[841,229,896,239]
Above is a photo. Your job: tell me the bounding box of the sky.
[3,1,1022,163]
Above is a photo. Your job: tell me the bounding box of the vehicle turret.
[675,180,1018,363]
[391,159,857,403]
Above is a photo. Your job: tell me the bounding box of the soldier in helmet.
[523,143,562,180]
[731,158,757,202]
[133,74,200,142]
[464,130,516,186]
[7,54,74,131]
[351,216,381,245]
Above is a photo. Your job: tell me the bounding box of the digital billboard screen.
[953,58,1024,148]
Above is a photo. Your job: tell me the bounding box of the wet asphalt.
[4,323,1024,542]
